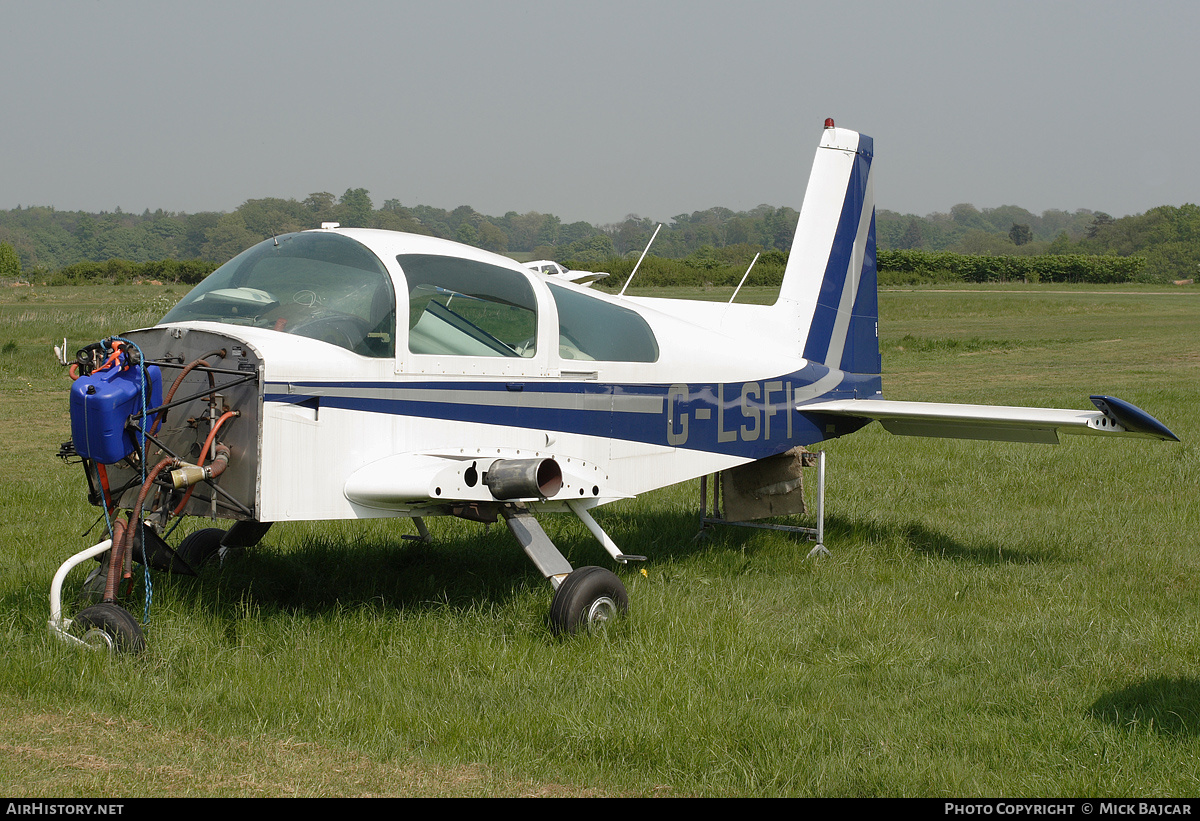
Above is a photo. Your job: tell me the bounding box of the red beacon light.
[824,118,835,129]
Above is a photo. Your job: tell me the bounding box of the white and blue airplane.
[525,259,610,286]
[51,120,1178,651]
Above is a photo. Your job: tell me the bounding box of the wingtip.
[1089,395,1180,442]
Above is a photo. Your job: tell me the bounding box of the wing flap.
[799,395,1178,444]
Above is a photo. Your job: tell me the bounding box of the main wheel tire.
[549,566,629,636]
[74,602,145,654]
[176,527,227,571]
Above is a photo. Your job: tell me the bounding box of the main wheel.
[549,566,629,636]
[73,602,145,654]
[176,527,227,571]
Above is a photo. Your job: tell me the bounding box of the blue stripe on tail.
[801,134,879,375]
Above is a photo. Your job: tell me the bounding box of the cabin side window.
[398,254,538,358]
[548,282,659,362]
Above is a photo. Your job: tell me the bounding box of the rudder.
[774,122,880,375]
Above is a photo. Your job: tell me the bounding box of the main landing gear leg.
[500,505,630,635]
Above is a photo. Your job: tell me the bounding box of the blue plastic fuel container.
[70,360,163,464]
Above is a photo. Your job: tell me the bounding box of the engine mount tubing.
[172,412,235,515]
[136,371,255,424]
[152,350,225,435]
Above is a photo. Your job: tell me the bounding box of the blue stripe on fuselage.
[265,368,883,461]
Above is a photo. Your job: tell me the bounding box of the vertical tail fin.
[774,123,879,375]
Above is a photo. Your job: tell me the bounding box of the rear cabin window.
[548,282,659,362]
[399,254,538,358]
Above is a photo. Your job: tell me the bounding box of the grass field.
[1,282,1198,797]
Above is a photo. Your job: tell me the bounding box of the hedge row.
[38,258,220,286]
[876,250,1146,284]
[36,249,1147,290]
[580,250,789,291]
[584,250,1149,290]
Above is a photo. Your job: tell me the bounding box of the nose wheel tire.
[549,566,629,636]
[73,602,145,654]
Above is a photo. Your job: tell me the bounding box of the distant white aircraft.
[526,259,609,286]
[50,120,1177,652]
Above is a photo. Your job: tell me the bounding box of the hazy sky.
[3,0,1197,225]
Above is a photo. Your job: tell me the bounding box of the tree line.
[2,189,1198,284]
[877,203,1200,281]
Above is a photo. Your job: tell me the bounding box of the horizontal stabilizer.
[799,395,1178,444]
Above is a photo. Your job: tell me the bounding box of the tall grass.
[1,282,1198,796]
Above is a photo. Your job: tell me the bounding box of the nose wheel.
[72,602,145,653]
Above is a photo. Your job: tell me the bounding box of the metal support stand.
[48,538,113,647]
[699,450,827,557]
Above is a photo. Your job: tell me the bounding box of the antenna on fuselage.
[727,252,760,305]
[617,223,661,297]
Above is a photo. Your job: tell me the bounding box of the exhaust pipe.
[484,458,563,500]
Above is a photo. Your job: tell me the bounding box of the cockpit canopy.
[161,232,397,357]
[161,230,658,364]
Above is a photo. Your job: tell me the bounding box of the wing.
[799,394,1178,444]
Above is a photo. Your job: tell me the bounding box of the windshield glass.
[160,232,396,357]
